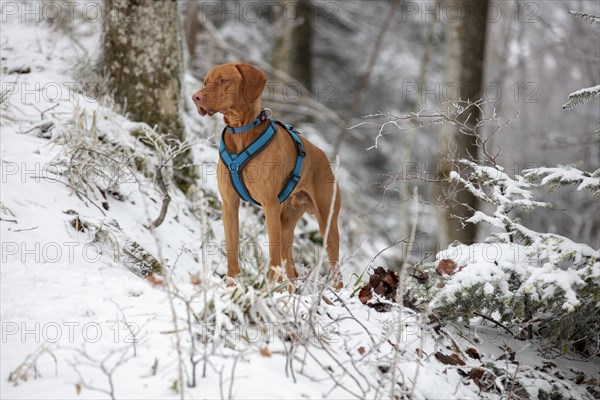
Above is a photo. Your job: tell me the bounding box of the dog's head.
[192,62,267,117]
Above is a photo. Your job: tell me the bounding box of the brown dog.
[192,62,341,287]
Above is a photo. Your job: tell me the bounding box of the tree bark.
[435,0,489,246]
[273,0,313,89]
[183,1,199,67]
[103,0,196,193]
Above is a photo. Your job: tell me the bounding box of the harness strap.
[275,121,305,203]
[219,116,306,206]
[219,120,278,206]
[224,110,269,134]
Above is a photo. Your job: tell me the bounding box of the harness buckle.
[291,175,300,183]
[229,162,239,172]
[298,143,306,157]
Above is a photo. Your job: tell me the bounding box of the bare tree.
[103,0,196,193]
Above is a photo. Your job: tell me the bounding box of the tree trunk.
[273,0,313,89]
[183,1,199,68]
[103,0,196,193]
[435,0,489,246]
[399,16,436,261]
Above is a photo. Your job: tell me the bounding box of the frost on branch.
[409,159,600,354]
[568,10,600,25]
[524,165,600,197]
[562,85,600,110]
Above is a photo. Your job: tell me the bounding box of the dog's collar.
[225,110,269,134]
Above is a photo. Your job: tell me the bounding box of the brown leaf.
[357,346,366,356]
[434,351,465,366]
[358,267,399,312]
[498,351,516,361]
[358,284,372,305]
[147,275,164,286]
[554,371,564,380]
[436,259,456,275]
[436,282,446,288]
[190,273,201,286]
[414,270,429,284]
[583,378,597,385]
[517,329,529,340]
[466,347,481,360]
[75,383,81,395]
[259,347,271,357]
[469,368,485,379]
[451,340,461,354]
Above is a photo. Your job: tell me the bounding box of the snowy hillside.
[1,6,599,400]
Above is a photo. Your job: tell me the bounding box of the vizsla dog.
[192,62,342,288]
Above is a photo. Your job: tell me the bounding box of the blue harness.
[219,111,306,206]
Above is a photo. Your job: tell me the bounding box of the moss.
[123,241,162,277]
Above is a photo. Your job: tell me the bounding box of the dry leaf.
[434,351,465,366]
[190,273,201,286]
[259,347,271,357]
[75,383,81,395]
[357,346,366,356]
[466,347,481,360]
[469,368,485,379]
[436,259,456,275]
[147,275,164,286]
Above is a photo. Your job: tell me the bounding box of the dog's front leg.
[264,202,283,280]
[222,196,241,279]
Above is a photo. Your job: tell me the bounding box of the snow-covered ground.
[1,5,599,400]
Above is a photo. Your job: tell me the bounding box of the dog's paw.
[223,276,238,288]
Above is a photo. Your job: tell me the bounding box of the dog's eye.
[219,79,228,84]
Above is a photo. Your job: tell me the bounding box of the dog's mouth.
[198,106,210,116]
[198,106,226,117]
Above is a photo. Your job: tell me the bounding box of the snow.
[1,6,599,400]
[567,85,600,98]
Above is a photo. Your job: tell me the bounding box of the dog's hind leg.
[313,182,342,288]
[280,200,305,280]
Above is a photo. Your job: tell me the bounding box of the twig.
[151,164,172,228]
[472,311,514,336]
[11,226,39,232]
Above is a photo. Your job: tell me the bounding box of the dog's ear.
[235,63,266,103]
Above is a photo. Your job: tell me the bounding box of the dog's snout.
[192,91,205,104]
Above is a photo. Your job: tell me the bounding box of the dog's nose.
[192,92,205,104]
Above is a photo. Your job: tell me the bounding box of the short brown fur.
[192,62,341,287]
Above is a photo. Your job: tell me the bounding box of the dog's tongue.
[198,106,207,116]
